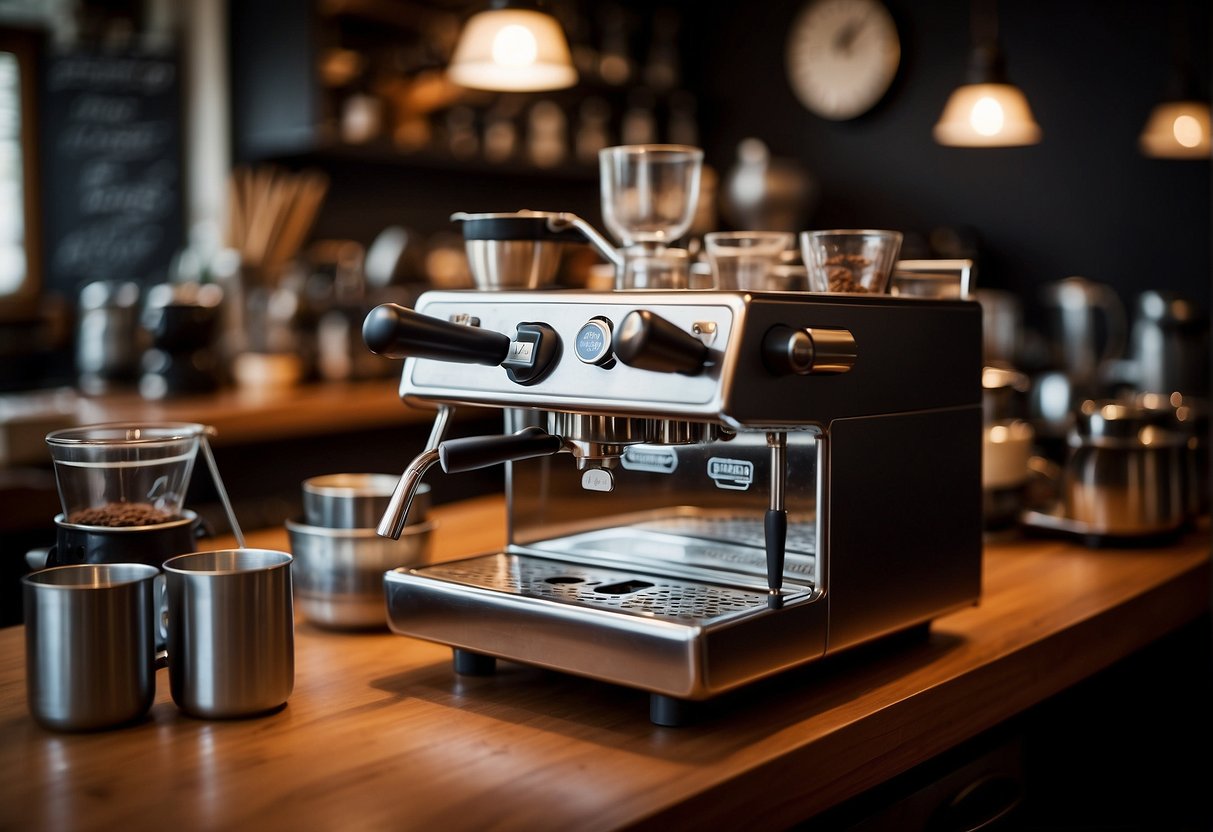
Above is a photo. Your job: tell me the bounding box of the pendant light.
[933,0,1041,148]
[1139,8,1210,160]
[1139,99,1211,159]
[447,0,578,92]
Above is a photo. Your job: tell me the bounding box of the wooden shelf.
[274,141,600,183]
[0,379,448,466]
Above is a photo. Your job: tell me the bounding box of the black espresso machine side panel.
[727,295,983,427]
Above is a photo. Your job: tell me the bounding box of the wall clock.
[786,0,901,120]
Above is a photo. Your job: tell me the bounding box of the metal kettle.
[1063,400,1188,536]
[1039,276,1126,388]
[1126,291,1209,397]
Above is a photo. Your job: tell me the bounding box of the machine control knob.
[574,317,614,366]
[502,322,561,385]
[614,310,709,375]
[363,303,510,364]
[762,325,857,375]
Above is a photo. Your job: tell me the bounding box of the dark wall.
[688,0,1211,317]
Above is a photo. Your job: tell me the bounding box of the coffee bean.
[822,253,883,293]
[68,502,177,527]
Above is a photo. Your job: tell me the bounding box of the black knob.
[363,303,511,365]
[762,325,856,375]
[614,310,709,375]
[762,326,815,376]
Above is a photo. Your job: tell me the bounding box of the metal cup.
[162,549,294,719]
[23,563,162,732]
[302,474,430,529]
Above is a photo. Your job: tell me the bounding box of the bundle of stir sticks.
[227,165,330,284]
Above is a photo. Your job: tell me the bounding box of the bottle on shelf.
[575,96,611,164]
[483,96,523,163]
[446,106,479,159]
[527,100,568,168]
[643,7,681,92]
[621,88,657,145]
[668,90,699,147]
[598,5,634,86]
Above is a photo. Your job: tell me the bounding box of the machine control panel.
[403,292,740,416]
[379,290,979,425]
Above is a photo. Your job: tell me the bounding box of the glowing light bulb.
[969,96,1005,136]
[1173,114,1203,148]
[492,24,538,67]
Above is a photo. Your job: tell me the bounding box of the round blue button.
[575,319,613,365]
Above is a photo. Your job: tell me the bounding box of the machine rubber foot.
[650,693,696,727]
[452,649,497,676]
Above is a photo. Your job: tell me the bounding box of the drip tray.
[415,554,776,625]
[384,552,827,699]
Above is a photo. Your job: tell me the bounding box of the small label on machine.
[707,457,754,491]
[504,340,535,365]
[621,446,679,474]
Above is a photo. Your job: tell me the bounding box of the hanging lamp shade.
[1139,63,1210,159]
[447,1,578,92]
[1139,100,1211,159]
[933,43,1041,148]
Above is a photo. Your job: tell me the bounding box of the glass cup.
[599,144,704,247]
[620,247,690,289]
[46,422,205,526]
[800,229,903,294]
[704,231,794,290]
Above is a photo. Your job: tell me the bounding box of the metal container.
[982,419,1035,529]
[302,475,429,529]
[451,210,585,289]
[23,563,161,732]
[162,549,294,719]
[1064,401,1188,535]
[982,365,1031,424]
[76,280,142,394]
[1128,290,1209,397]
[286,518,434,629]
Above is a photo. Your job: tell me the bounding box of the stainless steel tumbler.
[162,549,294,719]
[23,563,161,731]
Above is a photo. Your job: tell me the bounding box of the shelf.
[271,141,601,183]
[0,379,455,466]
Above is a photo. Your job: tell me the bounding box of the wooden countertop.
[0,379,440,466]
[0,498,1208,831]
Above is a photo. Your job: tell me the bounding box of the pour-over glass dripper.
[46,422,205,526]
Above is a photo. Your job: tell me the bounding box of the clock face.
[786,0,901,120]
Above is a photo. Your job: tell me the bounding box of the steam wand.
[765,431,788,606]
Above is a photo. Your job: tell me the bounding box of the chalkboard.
[39,49,184,296]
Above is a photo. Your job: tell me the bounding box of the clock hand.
[834,12,872,53]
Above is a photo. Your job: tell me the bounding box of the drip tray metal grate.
[414,554,784,626]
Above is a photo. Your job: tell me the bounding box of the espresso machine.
[364,288,983,724]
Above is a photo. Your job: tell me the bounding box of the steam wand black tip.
[764,507,788,597]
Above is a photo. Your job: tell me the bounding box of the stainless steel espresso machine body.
[368,289,982,724]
